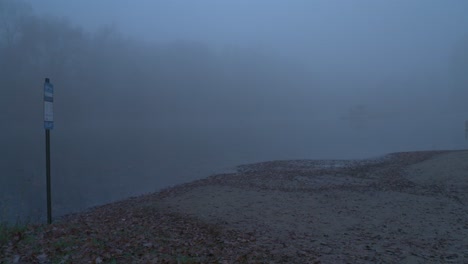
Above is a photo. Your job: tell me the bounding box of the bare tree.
[0,0,32,48]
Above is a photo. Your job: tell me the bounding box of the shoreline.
[3,150,467,263]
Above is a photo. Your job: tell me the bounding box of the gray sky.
[26,0,468,75]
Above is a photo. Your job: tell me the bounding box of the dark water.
[1,112,466,224]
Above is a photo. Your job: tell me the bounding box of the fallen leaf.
[36,253,48,263]
[143,242,153,248]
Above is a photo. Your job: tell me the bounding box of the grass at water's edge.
[0,222,28,247]
[0,206,285,264]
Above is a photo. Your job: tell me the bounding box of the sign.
[44,80,54,130]
[43,78,54,224]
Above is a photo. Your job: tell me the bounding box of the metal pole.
[44,77,52,224]
[45,129,51,224]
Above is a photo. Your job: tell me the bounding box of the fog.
[1,0,468,223]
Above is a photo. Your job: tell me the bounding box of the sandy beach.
[151,150,468,263]
[3,150,467,263]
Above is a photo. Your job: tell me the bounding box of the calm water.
[1,112,466,224]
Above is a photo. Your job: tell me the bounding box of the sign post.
[44,78,54,224]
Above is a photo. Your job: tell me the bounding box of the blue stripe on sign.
[44,121,54,130]
[44,96,54,102]
[44,83,54,94]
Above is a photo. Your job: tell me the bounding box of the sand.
[151,151,468,263]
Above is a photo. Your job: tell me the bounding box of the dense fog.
[1,0,468,223]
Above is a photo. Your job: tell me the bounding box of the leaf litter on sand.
[1,197,292,263]
[1,150,455,263]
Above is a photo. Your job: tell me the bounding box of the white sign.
[44,102,53,121]
[45,88,53,98]
[44,81,54,130]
